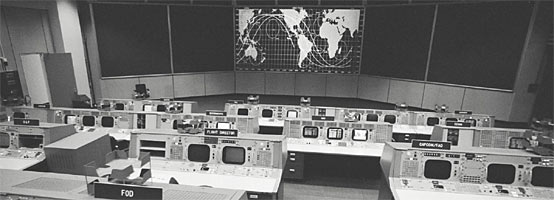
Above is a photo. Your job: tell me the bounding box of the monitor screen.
[101,116,115,127]
[64,115,77,124]
[18,134,43,148]
[445,118,458,122]
[114,103,125,110]
[13,112,25,119]
[302,126,319,138]
[187,144,210,162]
[82,116,96,126]
[261,109,273,118]
[237,108,249,116]
[143,105,153,112]
[222,146,245,165]
[352,129,368,141]
[531,167,554,187]
[424,160,451,179]
[384,115,396,124]
[487,164,515,184]
[427,117,439,126]
[366,114,378,122]
[216,122,231,129]
[156,105,166,112]
[0,132,9,148]
[464,119,477,126]
[327,128,343,140]
[286,110,298,118]
[446,129,459,146]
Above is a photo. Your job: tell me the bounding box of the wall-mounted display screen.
[235,7,364,74]
[100,116,114,128]
[18,134,43,148]
[0,132,9,148]
[303,126,319,138]
[222,146,245,165]
[531,167,554,188]
[487,164,515,184]
[82,116,96,126]
[188,144,211,162]
[424,160,451,180]
[352,129,368,141]
[327,128,343,140]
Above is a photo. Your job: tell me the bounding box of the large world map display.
[235,8,363,73]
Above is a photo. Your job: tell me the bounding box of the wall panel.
[265,72,295,95]
[235,72,265,94]
[326,75,358,98]
[138,76,174,99]
[205,72,235,95]
[173,74,205,97]
[357,76,390,102]
[294,73,326,97]
[100,78,139,99]
[388,80,425,107]
[462,89,513,120]
[422,84,465,111]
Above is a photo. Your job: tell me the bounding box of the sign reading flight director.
[94,182,162,200]
[411,140,451,150]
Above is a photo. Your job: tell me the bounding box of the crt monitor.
[487,164,515,184]
[13,112,25,119]
[222,146,245,165]
[156,105,166,112]
[237,108,249,116]
[216,122,231,129]
[188,144,210,162]
[427,117,439,126]
[531,167,554,188]
[384,115,396,124]
[0,132,9,148]
[18,134,43,148]
[101,116,115,128]
[424,160,451,180]
[327,128,343,140]
[352,129,368,141]
[82,116,96,126]
[303,126,318,138]
[464,119,477,126]
[261,109,273,118]
[367,114,378,122]
[114,103,125,110]
[64,115,77,124]
[286,110,298,118]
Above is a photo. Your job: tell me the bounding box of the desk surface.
[0,157,43,170]
[287,142,384,157]
[106,158,283,194]
[0,169,247,200]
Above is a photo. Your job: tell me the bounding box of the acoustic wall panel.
[357,76,390,103]
[326,75,358,98]
[138,76,174,99]
[100,78,139,99]
[205,72,235,95]
[265,72,295,95]
[421,84,465,111]
[462,89,513,120]
[387,80,424,107]
[173,74,205,98]
[235,72,265,94]
[294,73,326,97]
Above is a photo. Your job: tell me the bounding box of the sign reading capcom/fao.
[411,140,451,150]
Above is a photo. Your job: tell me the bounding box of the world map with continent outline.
[235,8,363,73]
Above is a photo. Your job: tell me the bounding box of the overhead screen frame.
[91,1,534,91]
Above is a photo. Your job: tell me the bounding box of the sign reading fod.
[93,182,162,200]
[411,140,451,150]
